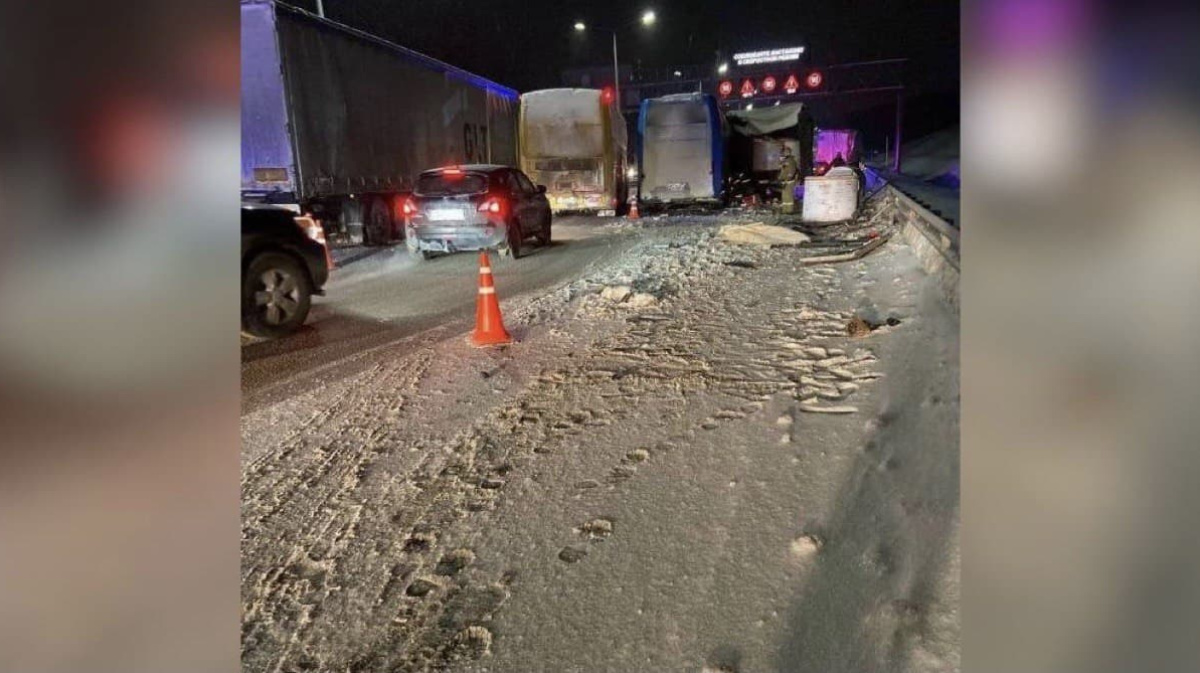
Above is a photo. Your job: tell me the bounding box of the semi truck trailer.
[241,0,520,245]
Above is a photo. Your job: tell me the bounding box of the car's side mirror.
[537,185,547,194]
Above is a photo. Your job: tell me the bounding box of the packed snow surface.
[242,200,959,672]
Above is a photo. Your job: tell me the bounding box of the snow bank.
[900,126,960,186]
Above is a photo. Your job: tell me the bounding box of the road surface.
[242,217,636,415]
[241,205,961,672]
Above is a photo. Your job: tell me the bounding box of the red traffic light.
[718,80,734,97]
[762,75,777,93]
[806,71,823,88]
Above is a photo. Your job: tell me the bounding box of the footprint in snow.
[607,465,637,484]
[405,577,441,598]
[435,549,476,576]
[402,531,436,553]
[558,546,588,563]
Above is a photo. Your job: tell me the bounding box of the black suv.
[402,165,552,260]
[241,204,330,338]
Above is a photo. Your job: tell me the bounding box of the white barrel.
[802,174,859,222]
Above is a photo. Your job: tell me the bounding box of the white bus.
[519,88,628,215]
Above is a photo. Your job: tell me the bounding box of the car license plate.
[667,182,688,192]
[598,209,616,217]
[429,209,464,222]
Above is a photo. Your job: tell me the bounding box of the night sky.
[287,0,959,145]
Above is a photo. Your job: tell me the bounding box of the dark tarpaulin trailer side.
[726,103,815,178]
[241,0,519,204]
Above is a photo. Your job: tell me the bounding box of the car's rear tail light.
[401,198,417,217]
[477,198,504,215]
[295,214,326,244]
[443,168,464,177]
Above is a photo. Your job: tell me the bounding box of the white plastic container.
[802,174,859,222]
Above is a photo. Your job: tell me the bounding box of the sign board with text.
[732,46,805,66]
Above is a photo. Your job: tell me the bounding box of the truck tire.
[242,252,313,338]
[340,198,365,244]
[364,196,393,246]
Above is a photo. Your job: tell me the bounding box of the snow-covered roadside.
[241,205,960,673]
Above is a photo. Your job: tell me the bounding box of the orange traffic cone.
[470,250,513,347]
[629,197,640,219]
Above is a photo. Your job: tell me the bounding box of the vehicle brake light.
[401,199,417,216]
[478,198,504,214]
[443,168,464,177]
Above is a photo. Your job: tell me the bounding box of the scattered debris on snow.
[576,518,615,540]
[453,625,493,657]
[627,293,659,308]
[718,222,810,247]
[799,402,860,414]
[847,316,873,337]
[239,197,958,672]
[600,285,633,303]
[625,449,651,463]
[789,534,824,560]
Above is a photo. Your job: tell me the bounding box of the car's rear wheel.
[506,221,525,259]
[535,213,552,247]
[243,252,313,338]
[364,196,393,246]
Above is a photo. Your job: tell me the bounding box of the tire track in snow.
[242,215,899,672]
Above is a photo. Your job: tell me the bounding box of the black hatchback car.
[241,204,330,338]
[402,165,552,260]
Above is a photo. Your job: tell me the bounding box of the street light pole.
[315,0,324,18]
[575,10,655,111]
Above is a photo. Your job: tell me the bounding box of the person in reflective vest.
[778,144,800,213]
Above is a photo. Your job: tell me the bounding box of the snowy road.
[241,205,960,672]
[242,217,638,416]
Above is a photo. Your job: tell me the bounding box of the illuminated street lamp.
[573,11,658,113]
[717,62,729,75]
